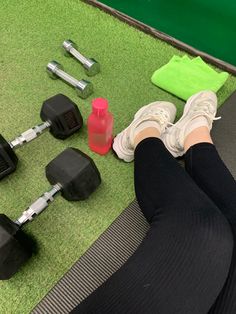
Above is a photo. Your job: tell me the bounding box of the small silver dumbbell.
[62,40,100,77]
[47,61,93,99]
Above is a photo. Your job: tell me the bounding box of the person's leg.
[71,115,233,313]
[162,90,236,313]
[184,127,236,225]
[184,131,236,314]
[184,126,213,151]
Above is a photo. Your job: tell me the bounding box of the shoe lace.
[143,108,173,126]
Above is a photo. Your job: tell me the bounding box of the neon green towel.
[151,55,229,100]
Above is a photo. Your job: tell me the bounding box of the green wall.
[100,0,236,66]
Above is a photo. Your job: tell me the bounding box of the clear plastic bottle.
[87,98,114,155]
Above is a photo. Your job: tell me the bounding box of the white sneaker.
[162,90,220,157]
[113,101,176,162]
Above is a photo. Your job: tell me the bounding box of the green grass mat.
[0,1,235,313]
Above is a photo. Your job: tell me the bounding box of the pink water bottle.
[87,98,114,155]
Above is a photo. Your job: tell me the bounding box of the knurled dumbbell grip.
[15,184,62,226]
[69,47,88,65]
[55,68,84,88]
[10,121,51,149]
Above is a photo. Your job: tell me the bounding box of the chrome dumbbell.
[46,61,93,99]
[62,40,100,77]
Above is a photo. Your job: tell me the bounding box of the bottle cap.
[92,98,108,115]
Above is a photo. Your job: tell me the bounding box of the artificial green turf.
[0,1,235,313]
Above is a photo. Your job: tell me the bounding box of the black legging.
[71,138,235,314]
[185,142,236,314]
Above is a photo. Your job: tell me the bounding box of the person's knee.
[158,201,233,262]
[150,199,234,263]
[202,205,232,253]
[189,203,233,270]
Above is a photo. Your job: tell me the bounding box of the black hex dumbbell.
[0,94,83,180]
[0,147,101,280]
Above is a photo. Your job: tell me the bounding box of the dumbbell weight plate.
[40,94,83,139]
[0,135,18,180]
[46,148,101,201]
[0,214,33,280]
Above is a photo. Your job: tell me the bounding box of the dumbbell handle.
[10,121,51,149]
[15,184,62,227]
[69,47,89,65]
[54,67,85,89]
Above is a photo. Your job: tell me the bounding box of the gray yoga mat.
[33,91,236,314]
[32,200,149,314]
[212,91,236,178]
